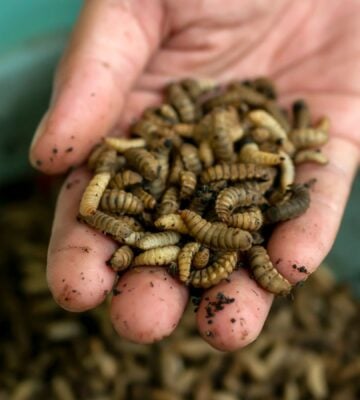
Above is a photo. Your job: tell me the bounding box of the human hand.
[29,0,360,351]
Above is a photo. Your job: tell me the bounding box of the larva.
[227,206,264,231]
[81,210,133,243]
[289,128,329,150]
[116,216,144,232]
[87,143,107,171]
[168,155,185,185]
[179,170,197,199]
[188,185,214,215]
[157,103,179,124]
[294,149,328,165]
[292,99,310,129]
[104,137,145,152]
[180,209,253,251]
[192,246,210,269]
[173,123,195,139]
[247,245,292,295]
[279,150,295,193]
[154,214,189,234]
[238,142,283,165]
[79,172,111,217]
[109,170,143,190]
[215,185,264,222]
[189,251,238,288]
[135,231,181,250]
[178,242,201,282]
[94,148,118,174]
[201,163,275,184]
[263,100,291,133]
[179,143,202,175]
[131,187,157,210]
[247,110,287,141]
[166,83,197,123]
[124,148,159,181]
[108,245,134,272]
[265,183,311,223]
[192,113,212,143]
[158,186,180,216]
[198,140,214,168]
[123,231,146,246]
[100,189,144,215]
[132,245,181,266]
[181,78,217,101]
[250,77,277,100]
[210,107,236,162]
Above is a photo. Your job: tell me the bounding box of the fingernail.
[29,110,49,167]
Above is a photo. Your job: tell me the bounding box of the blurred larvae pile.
[78,77,329,295]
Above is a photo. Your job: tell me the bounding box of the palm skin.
[30,0,360,351]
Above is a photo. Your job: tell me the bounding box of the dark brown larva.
[189,251,238,288]
[109,245,134,271]
[179,170,197,199]
[124,148,159,181]
[210,107,236,162]
[247,245,292,295]
[292,99,310,130]
[188,185,214,215]
[100,189,144,215]
[166,83,197,123]
[79,172,111,217]
[168,155,185,185]
[265,183,311,223]
[180,209,253,251]
[179,143,202,175]
[109,170,143,190]
[178,242,201,282]
[94,148,118,174]
[201,163,275,184]
[158,186,180,216]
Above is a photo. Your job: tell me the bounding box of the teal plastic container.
[0,0,359,294]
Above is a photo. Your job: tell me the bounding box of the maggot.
[166,83,197,123]
[158,186,180,216]
[154,214,189,234]
[109,170,143,190]
[177,242,202,282]
[289,126,329,150]
[294,149,328,165]
[247,110,287,141]
[227,206,264,231]
[201,163,275,184]
[198,140,214,168]
[210,107,236,162]
[135,231,181,250]
[181,77,217,101]
[192,246,210,269]
[108,245,134,272]
[131,187,157,210]
[168,155,185,185]
[104,137,146,152]
[179,143,202,175]
[123,148,159,180]
[100,189,144,215]
[238,142,283,165]
[265,183,311,223]
[247,245,292,295]
[279,150,295,193]
[292,99,310,129]
[189,251,238,288]
[179,170,197,199]
[79,172,111,217]
[188,185,214,215]
[180,209,253,251]
[132,245,181,266]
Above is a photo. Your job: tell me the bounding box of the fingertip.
[110,267,189,344]
[196,269,273,352]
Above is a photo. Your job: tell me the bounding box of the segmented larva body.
[265,183,311,223]
[247,245,292,295]
[180,170,197,199]
[132,245,181,266]
[189,251,238,288]
[109,245,134,271]
[179,143,202,175]
[198,140,214,168]
[124,231,146,246]
[188,186,214,215]
[82,210,133,243]
[193,113,212,143]
[250,127,271,144]
[124,148,159,180]
[166,83,196,123]
[279,150,295,192]
[181,78,217,101]
[247,110,287,141]
[116,216,144,232]
[135,231,181,250]
[227,206,264,231]
[87,143,107,170]
[178,242,201,282]
[131,187,156,210]
[181,210,253,251]
[109,170,143,190]
[173,123,195,139]
[157,103,179,124]
[147,144,171,199]
[154,214,189,234]
[79,172,111,217]
[131,118,168,141]
[201,163,275,184]
[158,186,180,216]
[94,148,118,174]
[104,137,145,152]
[294,149,328,165]
[292,99,310,129]
[215,186,264,222]
[289,128,329,150]
[238,143,283,165]
[263,100,291,133]
[250,77,277,99]
[210,107,235,162]
[168,155,184,185]
[192,247,210,269]
[100,189,144,215]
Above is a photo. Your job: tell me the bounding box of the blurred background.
[0,1,359,399]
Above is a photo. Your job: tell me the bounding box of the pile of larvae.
[78,78,329,296]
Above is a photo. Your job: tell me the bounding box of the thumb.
[30,0,164,174]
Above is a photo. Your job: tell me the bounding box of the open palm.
[30,0,360,351]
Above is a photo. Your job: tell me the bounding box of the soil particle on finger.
[112,288,122,296]
[204,292,235,320]
[65,147,73,153]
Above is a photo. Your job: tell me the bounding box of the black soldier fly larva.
[78,77,329,295]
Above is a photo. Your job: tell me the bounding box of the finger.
[268,136,359,283]
[110,267,189,344]
[47,168,117,312]
[30,0,163,174]
[196,269,273,352]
